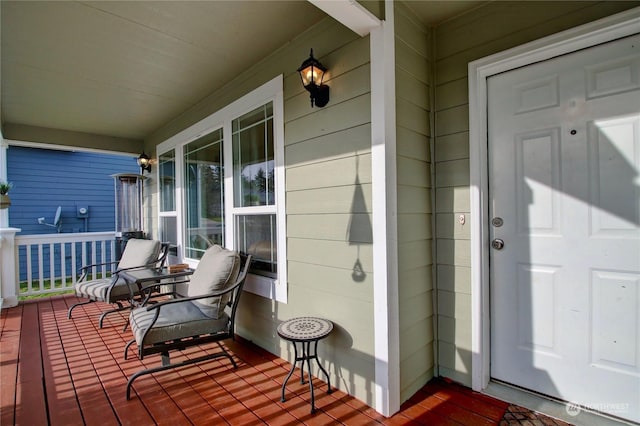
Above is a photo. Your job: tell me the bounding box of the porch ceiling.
[1,0,486,147]
[0,0,325,142]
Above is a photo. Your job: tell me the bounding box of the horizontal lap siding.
[433,0,639,386]
[278,26,376,403]
[146,18,377,405]
[395,2,435,404]
[7,146,138,235]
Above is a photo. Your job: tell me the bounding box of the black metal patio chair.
[67,238,169,328]
[124,245,252,400]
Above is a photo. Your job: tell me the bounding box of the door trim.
[468,7,640,393]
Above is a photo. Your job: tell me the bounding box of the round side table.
[277,317,333,414]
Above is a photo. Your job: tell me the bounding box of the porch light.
[137,152,151,174]
[297,49,329,108]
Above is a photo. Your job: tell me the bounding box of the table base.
[281,339,332,414]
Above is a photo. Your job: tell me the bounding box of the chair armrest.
[105,263,161,299]
[114,260,163,274]
[117,265,195,301]
[139,278,190,292]
[78,260,119,275]
[144,280,242,312]
[137,278,191,303]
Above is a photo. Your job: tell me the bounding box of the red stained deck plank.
[62,297,178,426]
[52,297,122,426]
[14,302,47,426]
[3,295,574,426]
[38,298,85,426]
[0,305,22,426]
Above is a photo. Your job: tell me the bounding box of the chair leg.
[67,299,94,319]
[98,302,128,328]
[126,349,237,400]
[216,341,237,369]
[123,338,136,360]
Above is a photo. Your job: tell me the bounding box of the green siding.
[138,0,640,410]
[433,0,639,387]
[395,2,435,403]
[146,17,377,405]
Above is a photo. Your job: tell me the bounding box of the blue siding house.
[7,146,138,234]
[7,146,139,281]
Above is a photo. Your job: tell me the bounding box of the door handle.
[492,239,505,250]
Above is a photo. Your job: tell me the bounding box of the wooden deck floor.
[1,295,567,425]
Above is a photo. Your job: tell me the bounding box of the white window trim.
[157,151,179,259]
[468,8,640,392]
[157,75,287,303]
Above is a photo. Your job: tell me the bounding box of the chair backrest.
[157,242,170,268]
[227,254,252,335]
[188,245,241,318]
[117,239,162,270]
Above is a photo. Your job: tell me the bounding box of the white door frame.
[468,7,640,393]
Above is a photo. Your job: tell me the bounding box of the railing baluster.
[49,243,55,290]
[38,244,44,293]
[91,241,97,279]
[100,240,106,278]
[26,244,33,294]
[71,241,77,285]
[82,242,88,280]
[61,242,67,290]
[14,232,117,297]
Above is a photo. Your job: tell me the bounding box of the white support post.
[0,227,21,308]
[371,0,399,417]
[0,140,9,228]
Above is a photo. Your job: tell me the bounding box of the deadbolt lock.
[492,217,503,227]
[491,239,505,250]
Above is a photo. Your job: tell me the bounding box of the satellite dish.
[54,206,62,226]
[37,206,63,232]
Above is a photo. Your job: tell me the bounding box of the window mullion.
[223,120,235,251]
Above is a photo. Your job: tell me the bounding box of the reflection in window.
[232,102,277,277]
[233,103,275,207]
[184,129,224,259]
[160,216,178,255]
[159,151,176,212]
[235,214,277,278]
[159,150,177,255]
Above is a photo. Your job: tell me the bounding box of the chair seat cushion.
[130,301,229,346]
[74,277,130,302]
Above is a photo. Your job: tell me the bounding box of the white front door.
[488,33,640,422]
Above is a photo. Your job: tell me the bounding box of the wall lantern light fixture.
[137,152,151,174]
[297,48,329,108]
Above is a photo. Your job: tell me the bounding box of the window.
[156,76,286,302]
[232,103,275,207]
[235,214,277,278]
[231,104,277,278]
[184,129,224,259]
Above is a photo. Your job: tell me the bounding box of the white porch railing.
[15,232,117,297]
